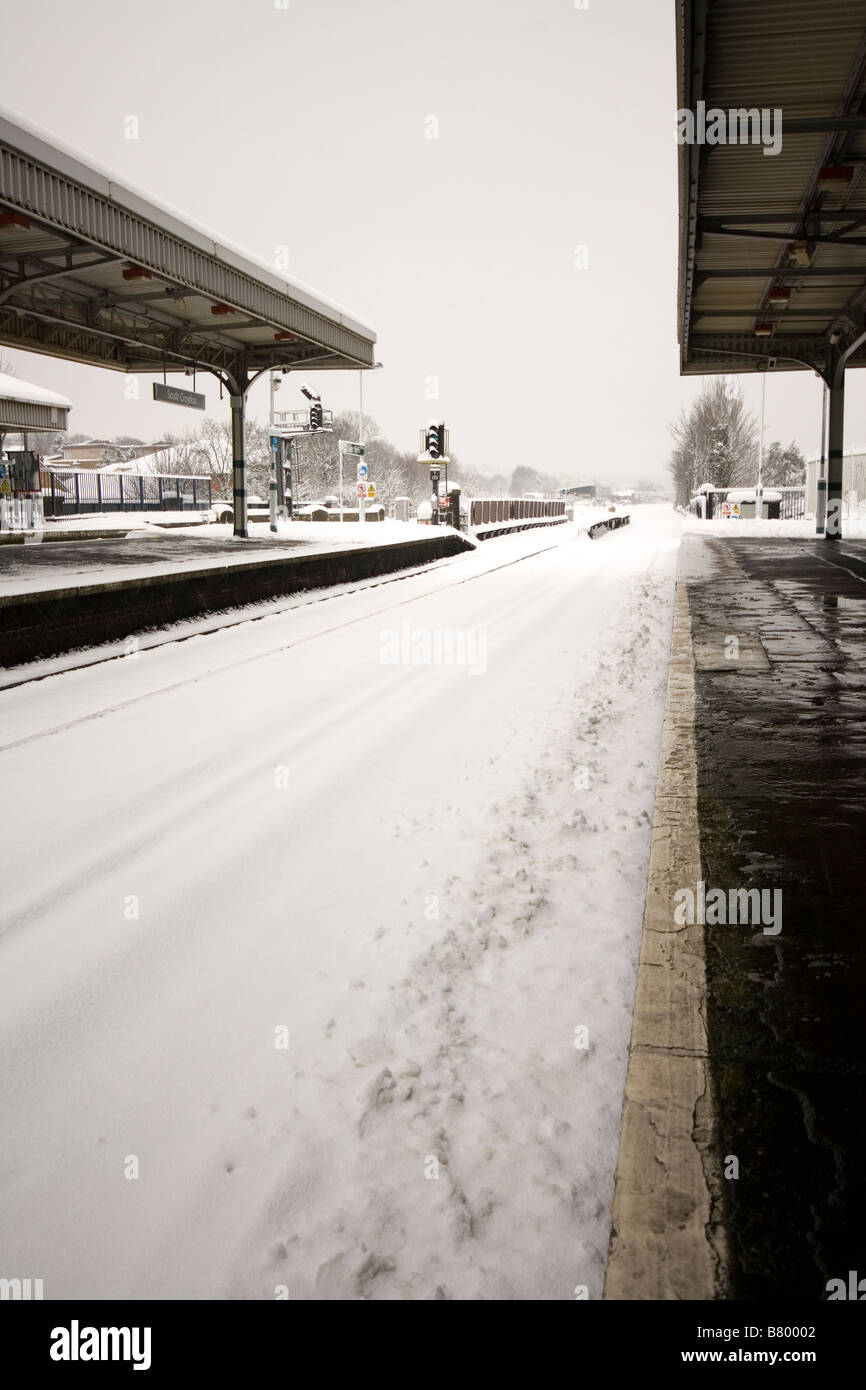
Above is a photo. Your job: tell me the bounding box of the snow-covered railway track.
[0,530,592,752]
[0,506,682,1301]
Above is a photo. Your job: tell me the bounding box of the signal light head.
[426,422,443,458]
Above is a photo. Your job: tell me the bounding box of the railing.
[43,471,212,517]
[779,486,806,519]
[469,498,566,527]
[689,486,805,520]
[272,408,334,434]
[0,494,43,534]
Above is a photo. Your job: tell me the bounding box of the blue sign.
[270,436,280,449]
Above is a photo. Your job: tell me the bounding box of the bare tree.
[668,377,758,506]
[144,419,270,498]
[193,419,234,497]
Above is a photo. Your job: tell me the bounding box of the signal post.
[418,421,449,525]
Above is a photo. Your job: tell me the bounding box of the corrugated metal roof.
[0,108,377,380]
[677,0,866,377]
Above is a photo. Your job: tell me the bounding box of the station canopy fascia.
[0,370,71,433]
[677,0,866,379]
[0,109,377,382]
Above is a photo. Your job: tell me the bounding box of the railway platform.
[0,524,472,668]
[607,532,866,1301]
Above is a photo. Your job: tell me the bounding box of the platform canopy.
[0,109,377,380]
[0,370,71,433]
[677,0,866,377]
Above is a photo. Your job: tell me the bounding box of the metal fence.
[690,487,806,520]
[43,470,212,517]
[779,486,806,519]
[469,498,566,526]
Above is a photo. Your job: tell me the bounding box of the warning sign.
[366,483,377,500]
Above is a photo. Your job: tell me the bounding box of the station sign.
[153,382,206,410]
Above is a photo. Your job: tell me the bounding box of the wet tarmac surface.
[684,535,866,1299]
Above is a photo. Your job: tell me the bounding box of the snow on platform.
[0,520,468,600]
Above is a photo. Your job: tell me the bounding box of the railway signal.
[300,381,324,431]
[418,421,449,464]
[426,421,444,459]
[417,422,450,526]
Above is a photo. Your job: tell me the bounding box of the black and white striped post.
[815,379,828,536]
[226,355,249,540]
[826,360,844,541]
[823,328,866,541]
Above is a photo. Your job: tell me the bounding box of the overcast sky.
[1,0,862,480]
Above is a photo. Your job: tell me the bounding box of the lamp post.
[359,369,365,525]
[268,370,281,533]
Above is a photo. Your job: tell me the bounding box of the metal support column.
[280,437,292,518]
[816,379,828,536]
[230,389,247,540]
[823,327,866,540]
[826,366,845,541]
[223,356,251,540]
[828,343,845,542]
[269,433,279,533]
